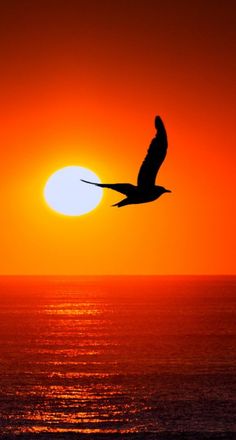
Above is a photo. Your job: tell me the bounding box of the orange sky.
[0,0,235,274]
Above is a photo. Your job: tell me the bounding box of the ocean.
[0,276,235,439]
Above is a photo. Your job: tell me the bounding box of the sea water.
[0,276,235,439]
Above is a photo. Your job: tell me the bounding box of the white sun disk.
[44,166,103,216]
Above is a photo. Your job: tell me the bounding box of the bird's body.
[82,116,171,207]
[108,185,169,207]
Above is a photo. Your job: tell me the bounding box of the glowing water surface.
[0,276,235,438]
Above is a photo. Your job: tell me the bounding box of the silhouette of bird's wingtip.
[154,115,162,129]
[81,179,95,185]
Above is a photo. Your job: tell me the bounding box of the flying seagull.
[82,116,171,207]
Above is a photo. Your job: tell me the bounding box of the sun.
[44,166,103,216]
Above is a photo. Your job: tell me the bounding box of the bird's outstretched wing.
[137,116,168,187]
[81,180,135,196]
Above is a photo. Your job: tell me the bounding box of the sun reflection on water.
[1,276,235,435]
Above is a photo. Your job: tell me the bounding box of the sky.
[0,0,235,275]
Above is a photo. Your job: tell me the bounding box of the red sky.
[0,0,235,274]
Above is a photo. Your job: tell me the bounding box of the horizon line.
[0,274,235,277]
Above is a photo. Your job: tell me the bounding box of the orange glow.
[0,1,235,274]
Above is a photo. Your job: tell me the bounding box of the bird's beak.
[166,189,172,193]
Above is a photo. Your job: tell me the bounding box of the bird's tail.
[112,198,128,208]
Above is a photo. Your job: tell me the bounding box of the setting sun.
[44,166,103,216]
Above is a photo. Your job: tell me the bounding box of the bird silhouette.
[81,116,171,207]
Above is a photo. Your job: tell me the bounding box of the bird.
[81,116,171,207]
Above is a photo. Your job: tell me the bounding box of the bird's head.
[156,186,172,196]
